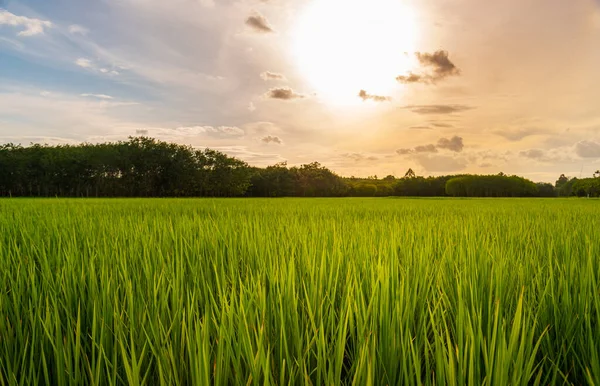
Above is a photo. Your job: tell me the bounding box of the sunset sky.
[1,0,600,181]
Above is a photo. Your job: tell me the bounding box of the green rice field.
[1,198,599,385]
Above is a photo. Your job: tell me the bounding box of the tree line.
[0,137,597,198]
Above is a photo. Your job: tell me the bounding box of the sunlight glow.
[292,0,419,106]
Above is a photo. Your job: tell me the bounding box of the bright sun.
[292,0,419,106]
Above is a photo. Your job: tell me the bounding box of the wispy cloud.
[260,71,286,81]
[404,105,474,115]
[358,90,391,102]
[80,93,113,100]
[68,24,89,36]
[494,127,547,141]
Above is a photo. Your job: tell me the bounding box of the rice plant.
[1,198,599,385]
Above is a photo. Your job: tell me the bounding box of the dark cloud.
[398,135,465,156]
[260,71,286,81]
[437,136,464,152]
[417,51,461,78]
[397,50,460,84]
[358,90,391,102]
[409,126,433,130]
[135,129,149,136]
[264,87,305,100]
[261,135,282,144]
[404,104,474,115]
[520,149,545,159]
[575,140,600,158]
[479,163,493,168]
[245,13,274,33]
[414,144,438,153]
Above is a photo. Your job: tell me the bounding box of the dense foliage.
[571,178,600,197]
[0,137,595,198]
[1,198,600,385]
[445,175,539,197]
[0,138,250,197]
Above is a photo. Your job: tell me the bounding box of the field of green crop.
[1,198,599,385]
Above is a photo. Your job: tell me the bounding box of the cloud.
[409,126,433,130]
[168,126,245,137]
[416,51,461,79]
[80,93,113,99]
[397,136,465,155]
[245,12,274,33]
[404,104,473,115]
[396,73,424,84]
[520,149,545,159]
[415,155,468,172]
[358,90,391,102]
[437,136,464,152]
[136,129,149,136]
[430,122,454,128]
[260,71,286,81]
[75,59,120,76]
[397,50,460,84]
[517,148,573,163]
[100,68,120,76]
[68,24,89,35]
[264,87,305,100]
[243,121,281,135]
[343,153,379,162]
[261,135,282,144]
[575,140,600,158]
[414,144,438,153]
[75,58,93,68]
[248,102,256,112]
[494,127,546,141]
[0,10,52,37]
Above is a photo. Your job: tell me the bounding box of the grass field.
[1,198,599,385]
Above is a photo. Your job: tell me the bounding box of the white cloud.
[80,94,114,100]
[0,10,52,37]
[248,102,256,112]
[68,24,89,36]
[75,58,93,68]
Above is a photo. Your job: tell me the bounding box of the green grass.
[1,198,599,385]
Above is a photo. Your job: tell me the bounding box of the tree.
[555,174,569,188]
[594,170,600,178]
[404,168,416,179]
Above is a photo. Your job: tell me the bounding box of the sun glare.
[292,0,419,106]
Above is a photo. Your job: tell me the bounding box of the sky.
[1,0,600,182]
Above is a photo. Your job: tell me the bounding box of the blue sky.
[1,0,600,181]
